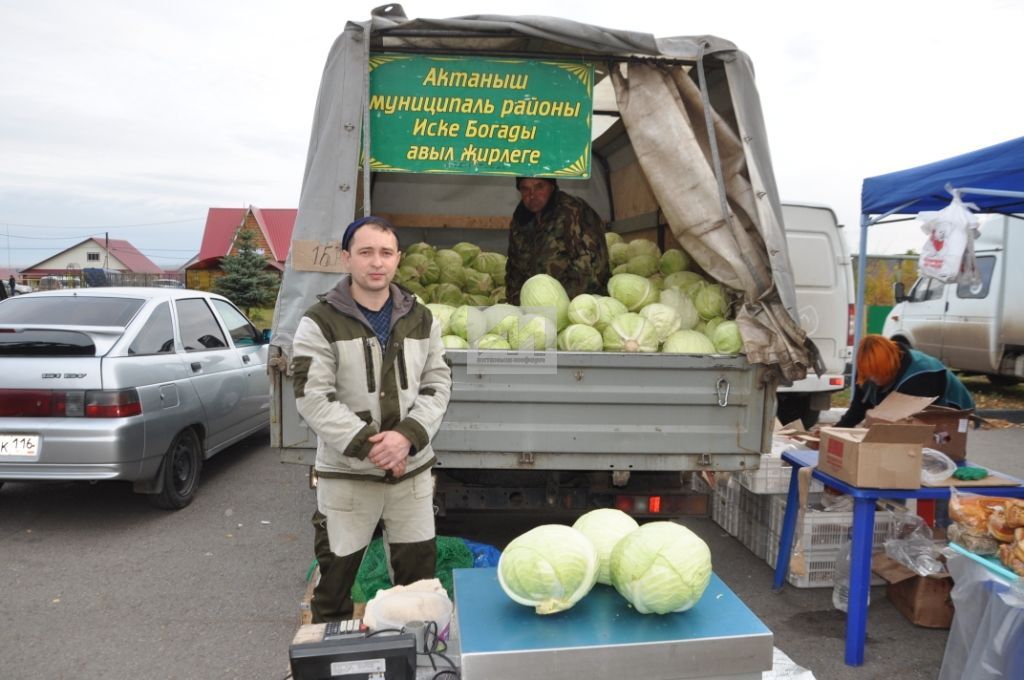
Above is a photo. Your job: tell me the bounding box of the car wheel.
[150,429,203,510]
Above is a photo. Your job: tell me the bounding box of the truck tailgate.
[276,350,772,471]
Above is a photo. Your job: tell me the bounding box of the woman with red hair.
[836,335,974,428]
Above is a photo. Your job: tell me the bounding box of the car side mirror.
[261,328,272,344]
[893,281,906,303]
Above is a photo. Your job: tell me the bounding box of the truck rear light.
[0,388,140,417]
[647,495,662,513]
[85,389,142,418]
[829,376,845,387]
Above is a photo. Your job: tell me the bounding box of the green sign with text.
[368,54,593,178]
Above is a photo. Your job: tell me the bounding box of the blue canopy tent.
[854,135,1024,386]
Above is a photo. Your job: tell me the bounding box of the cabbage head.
[452,242,481,266]
[475,334,512,350]
[711,320,743,354]
[484,303,521,337]
[625,255,659,278]
[520,274,570,331]
[612,263,630,275]
[661,330,715,354]
[450,305,486,341]
[639,303,682,342]
[438,264,466,288]
[405,242,435,258]
[605,232,624,248]
[659,288,699,330]
[441,335,469,349]
[568,294,601,326]
[627,238,661,260]
[465,294,490,306]
[602,313,659,353]
[463,268,494,295]
[659,248,691,275]
[703,316,725,339]
[435,249,463,271]
[472,252,507,285]
[609,242,631,266]
[607,273,655,312]
[663,270,705,292]
[595,296,628,330]
[571,509,639,585]
[557,324,604,352]
[694,284,728,320]
[490,287,507,304]
[609,521,712,614]
[431,283,463,307]
[498,524,599,615]
[509,315,557,351]
[425,303,456,335]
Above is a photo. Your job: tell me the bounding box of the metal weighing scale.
[453,568,773,680]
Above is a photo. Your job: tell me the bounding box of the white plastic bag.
[916,193,979,284]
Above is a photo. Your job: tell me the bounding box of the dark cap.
[341,215,397,251]
[515,176,558,190]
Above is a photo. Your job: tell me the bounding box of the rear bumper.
[0,417,151,482]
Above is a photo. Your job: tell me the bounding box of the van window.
[909,277,944,302]
[956,255,996,299]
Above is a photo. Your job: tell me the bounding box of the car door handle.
[242,355,251,364]
[190,362,202,372]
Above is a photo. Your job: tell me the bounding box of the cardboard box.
[817,423,933,488]
[864,393,973,461]
[872,553,954,629]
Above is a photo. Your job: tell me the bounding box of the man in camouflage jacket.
[505,177,611,303]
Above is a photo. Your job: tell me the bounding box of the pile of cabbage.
[409,233,742,354]
[497,509,713,615]
[395,241,508,307]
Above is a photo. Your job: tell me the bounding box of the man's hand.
[368,431,412,474]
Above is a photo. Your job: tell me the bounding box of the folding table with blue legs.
[771,448,1024,666]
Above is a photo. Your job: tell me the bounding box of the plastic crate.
[737,486,775,527]
[737,455,824,495]
[768,496,897,551]
[739,515,771,561]
[766,533,886,589]
[711,476,740,537]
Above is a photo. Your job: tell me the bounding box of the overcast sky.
[2,0,1021,270]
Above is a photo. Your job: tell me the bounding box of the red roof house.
[191,206,297,271]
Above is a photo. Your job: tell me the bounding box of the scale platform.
[454,567,773,680]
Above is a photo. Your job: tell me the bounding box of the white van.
[776,203,854,426]
[883,214,1024,384]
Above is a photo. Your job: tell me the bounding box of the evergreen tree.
[212,228,278,315]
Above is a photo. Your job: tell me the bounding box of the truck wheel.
[149,429,203,510]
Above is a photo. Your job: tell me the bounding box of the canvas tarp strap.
[610,62,813,383]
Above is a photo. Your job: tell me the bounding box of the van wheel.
[987,375,1022,387]
[776,394,819,429]
[150,429,203,510]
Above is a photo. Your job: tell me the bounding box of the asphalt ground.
[1,423,1021,679]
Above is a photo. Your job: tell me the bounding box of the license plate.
[0,434,40,458]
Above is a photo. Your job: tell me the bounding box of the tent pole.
[851,213,871,389]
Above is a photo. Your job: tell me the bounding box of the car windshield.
[0,296,145,326]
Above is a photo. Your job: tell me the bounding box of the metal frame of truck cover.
[270,7,814,474]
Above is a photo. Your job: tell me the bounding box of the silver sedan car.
[0,288,270,509]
